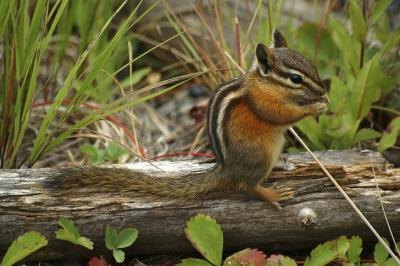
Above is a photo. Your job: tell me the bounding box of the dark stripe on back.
[207,78,243,165]
[221,97,242,165]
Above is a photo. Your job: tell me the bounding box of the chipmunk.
[53,30,328,207]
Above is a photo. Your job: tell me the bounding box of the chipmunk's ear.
[256,43,275,75]
[271,29,288,48]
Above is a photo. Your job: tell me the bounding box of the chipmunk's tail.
[45,165,224,199]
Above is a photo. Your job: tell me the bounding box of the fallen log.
[0,150,399,261]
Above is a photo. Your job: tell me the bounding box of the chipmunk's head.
[251,29,328,113]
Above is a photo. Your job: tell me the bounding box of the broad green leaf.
[184,214,223,265]
[105,226,138,263]
[351,54,382,120]
[349,0,367,41]
[369,0,392,25]
[347,236,363,263]
[115,228,138,249]
[329,18,360,76]
[304,236,350,266]
[378,117,400,152]
[336,236,351,256]
[55,217,93,250]
[178,258,214,266]
[113,249,125,263]
[296,117,325,150]
[1,231,48,266]
[352,128,382,145]
[374,239,390,264]
[105,226,118,250]
[328,77,350,112]
[105,226,138,250]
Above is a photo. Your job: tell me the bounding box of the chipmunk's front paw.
[310,101,328,115]
[254,185,294,209]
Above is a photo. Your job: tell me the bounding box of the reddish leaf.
[88,256,110,266]
[266,254,297,266]
[224,248,267,266]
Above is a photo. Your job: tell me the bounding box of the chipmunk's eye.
[289,74,303,84]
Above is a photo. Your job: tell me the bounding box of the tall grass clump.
[0,0,198,168]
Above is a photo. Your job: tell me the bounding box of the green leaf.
[1,231,48,266]
[120,67,151,88]
[178,258,214,266]
[378,117,400,152]
[80,144,100,158]
[113,249,125,263]
[55,217,94,250]
[328,76,350,112]
[351,54,383,120]
[80,144,106,165]
[374,239,390,264]
[369,0,392,25]
[347,236,363,263]
[352,128,382,145]
[106,142,120,159]
[105,226,118,250]
[105,226,138,264]
[349,0,367,41]
[329,17,360,75]
[296,117,325,150]
[184,214,223,266]
[304,236,350,266]
[382,258,399,266]
[115,228,138,249]
[105,226,138,250]
[105,142,127,161]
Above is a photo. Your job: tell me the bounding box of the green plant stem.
[372,105,400,116]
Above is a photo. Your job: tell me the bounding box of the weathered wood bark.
[1,150,399,261]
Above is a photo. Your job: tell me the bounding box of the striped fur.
[207,78,244,165]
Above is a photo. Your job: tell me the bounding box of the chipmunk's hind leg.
[253,185,294,209]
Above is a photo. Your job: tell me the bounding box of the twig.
[370,153,400,256]
[289,127,400,263]
[224,51,245,74]
[234,17,242,68]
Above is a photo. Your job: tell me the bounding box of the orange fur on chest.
[227,101,281,143]
[226,99,286,167]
